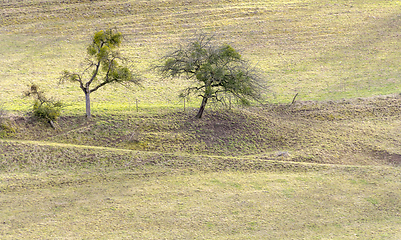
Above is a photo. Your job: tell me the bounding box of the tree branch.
[87,60,101,88]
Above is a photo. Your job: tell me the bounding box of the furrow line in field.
[1,138,398,172]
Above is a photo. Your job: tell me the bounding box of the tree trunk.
[48,120,56,129]
[195,97,208,119]
[85,91,91,118]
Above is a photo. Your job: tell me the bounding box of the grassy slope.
[1,0,401,238]
[1,133,401,239]
[1,167,400,239]
[1,0,401,112]
[1,98,401,238]
[2,96,401,166]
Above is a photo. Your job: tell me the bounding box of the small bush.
[33,100,62,122]
[24,84,63,128]
[0,121,16,137]
[0,107,16,137]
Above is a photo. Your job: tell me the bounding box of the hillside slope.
[1,0,401,112]
[2,95,401,167]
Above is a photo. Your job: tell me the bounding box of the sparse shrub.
[0,121,16,138]
[24,84,63,128]
[0,107,16,138]
[32,100,62,122]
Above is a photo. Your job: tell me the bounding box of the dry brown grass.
[2,94,401,168]
[1,164,400,239]
[1,1,401,238]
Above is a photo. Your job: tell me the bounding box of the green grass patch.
[1,0,401,111]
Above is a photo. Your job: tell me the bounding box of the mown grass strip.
[1,164,400,239]
[1,0,401,110]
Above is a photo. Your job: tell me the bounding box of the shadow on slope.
[2,95,401,167]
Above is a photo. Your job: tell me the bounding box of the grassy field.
[1,100,401,238]
[1,0,401,239]
[1,164,400,239]
[1,0,401,112]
